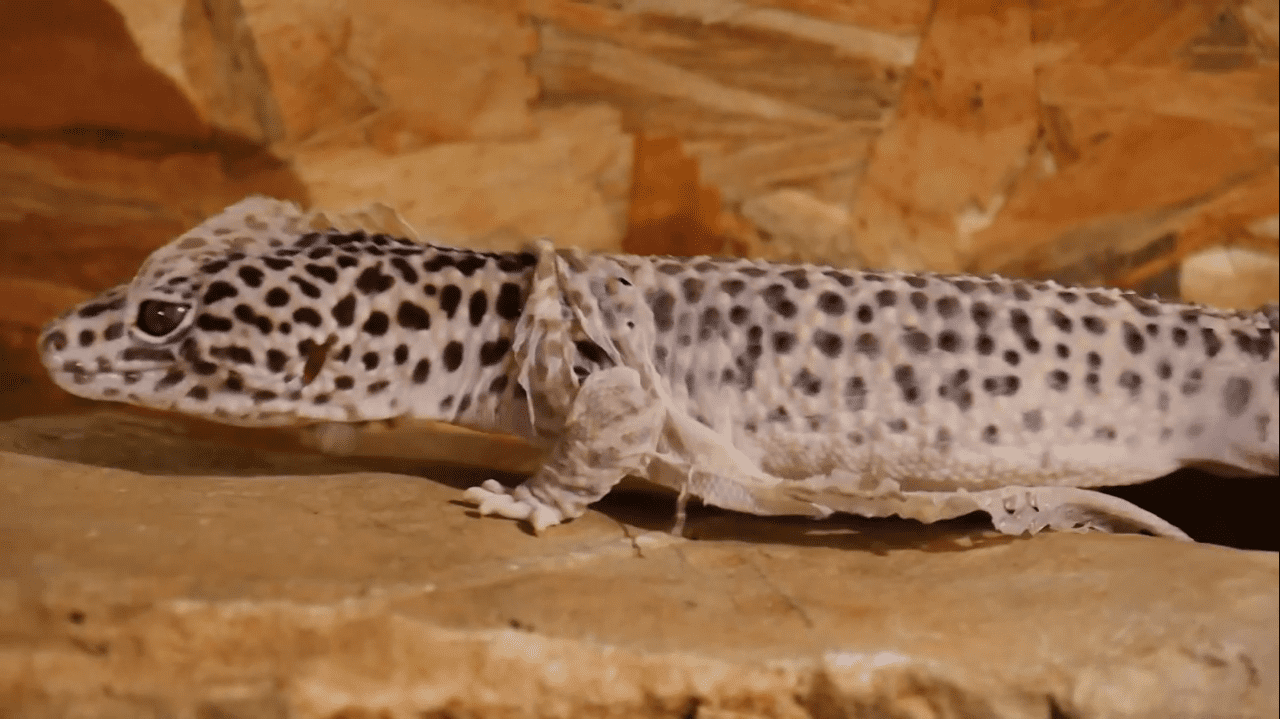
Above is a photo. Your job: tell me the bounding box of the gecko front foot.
[464,479,569,533]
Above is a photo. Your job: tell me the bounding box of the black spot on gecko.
[982,425,999,444]
[397,301,431,330]
[902,330,931,354]
[1222,377,1252,417]
[876,289,897,308]
[455,255,487,276]
[817,291,845,316]
[265,288,290,307]
[443,341,464,371]
[304,264,338,284]
[1201,328,1222,358]
[844,376,867,412]
[975,334,995,355]
[681,277,706,303]
[854,333,880,358]
[824,270,855,287]
[1087,291,1115,307]
[232,266,263,288]
[971,302,994,331]
[813,330,842,358]
[289,276,321,299]
[155,368,185,391]
[1124,294,1160,317]
[649,290,675,331]
[793,368,822,395]
[1082,316,1106,334]
[196,314,233,332]
[910,292,928,311]
[292,308,322,327]
[894,365,923,405]
[356,264,395,295]
[1085,372,1101,394]
[497,252,536,273]
[468,290,488,326]
[1022,410,1043,432]
[1047,370,1069,391]
[721,279,746,296]
[1048,309,1072,332]
[202,281,238,305]
[773,332,796,354]
[1009,309,1038,352]
[389,257,419,283]
[423,254,454,272]
[781,269,809,290]
[904,275,928,289]
[1171,326,1188,347]
[233,304,272,334]
[333,294,356,327]
[938,330,962,352]
[982,375,1019,396]
[1118,370,1142,398]
[263,257,292,271]
[856,305,874,323]
[440,285,462,319]
[1181,368,1203,396]
[362,352,379,371]
[265,349,287,373]
[1122,322,1145,354]
[935,296,960,318]
[362,311,389,336]
[481,338,512,366]
[763,284,798,318]
[699,307,723,341]
[412,359,431,384]
[496,283,523,321]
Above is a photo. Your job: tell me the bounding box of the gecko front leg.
[465,366,663,532]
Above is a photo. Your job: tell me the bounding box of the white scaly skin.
[40,197,1280,540]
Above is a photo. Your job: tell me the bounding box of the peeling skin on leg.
[466,366,663,532]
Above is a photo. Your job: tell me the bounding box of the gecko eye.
[136,300,190,337]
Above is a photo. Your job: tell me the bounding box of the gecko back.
[586,253,1279,490]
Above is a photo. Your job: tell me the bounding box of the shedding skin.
[38,197,1280,541]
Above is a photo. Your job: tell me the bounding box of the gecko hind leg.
[464,366,663,533]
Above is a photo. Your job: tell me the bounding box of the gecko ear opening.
[135,300,191,338]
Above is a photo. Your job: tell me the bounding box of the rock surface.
[0,412,1275,718]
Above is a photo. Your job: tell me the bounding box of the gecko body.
[39,198,1279,539]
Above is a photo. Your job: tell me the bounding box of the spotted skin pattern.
[40,198,1280,540]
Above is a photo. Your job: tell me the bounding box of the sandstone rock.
[0,413,1274,718]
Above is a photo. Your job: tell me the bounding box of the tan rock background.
[0,1,1277,717]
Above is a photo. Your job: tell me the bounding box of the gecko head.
[37,197,413,426]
